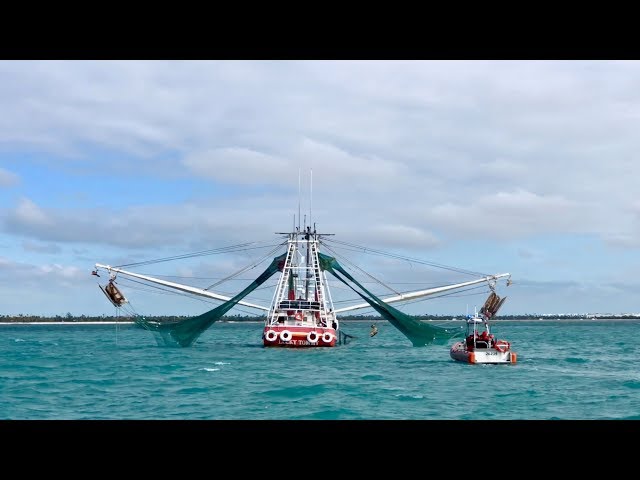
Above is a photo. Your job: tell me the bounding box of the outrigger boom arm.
[94,264,509,316]
[94,263,271,312]
[332,273,511,314]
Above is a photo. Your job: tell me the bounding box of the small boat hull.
[450,341,517,364]
[263,326,337,348]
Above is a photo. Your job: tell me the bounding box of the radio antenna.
[298,168,301,232]
[309,168,313,231]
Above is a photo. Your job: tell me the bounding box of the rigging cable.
[321,242,403,296]
[322,237,490,277]
[114,240,281,269]
[203,240,288,291]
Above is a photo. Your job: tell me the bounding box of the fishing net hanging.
[135,253,287,347]
[318,253,463,346]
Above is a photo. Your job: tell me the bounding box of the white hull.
[450,341,517,364]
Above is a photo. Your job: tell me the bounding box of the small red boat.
[450,293,516,364]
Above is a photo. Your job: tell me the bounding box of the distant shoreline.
[2,318,640,325]
[0,321,136,325]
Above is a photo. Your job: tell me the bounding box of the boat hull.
[450,341,517,364]
[262,325,337,348]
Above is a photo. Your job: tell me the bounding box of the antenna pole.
[310,168,313,231]
[298,168,301,233]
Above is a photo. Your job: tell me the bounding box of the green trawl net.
[136,253,287,347]
[318,253,463,347]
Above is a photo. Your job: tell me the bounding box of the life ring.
[280,330,292,342]
[495,340,510,353]
[307,331,319,343]
[265,330,278,342]
[322,332,334,343]
[295,312,303,321]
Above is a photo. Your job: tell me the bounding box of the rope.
[114,240,280,268]
[322,237,489,277]
[321,243,402,295]
[204,241,287,291]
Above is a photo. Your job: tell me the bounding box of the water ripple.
[2,321,640,419]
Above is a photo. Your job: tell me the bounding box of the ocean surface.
[1,319,639,420]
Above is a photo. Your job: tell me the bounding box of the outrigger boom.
[94,264,510,315]
[333,273,511,313]
[93,263,271,312]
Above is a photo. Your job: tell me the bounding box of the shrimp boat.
[262,227,338,347]
[92,221,512,349]
[449,292,517,364]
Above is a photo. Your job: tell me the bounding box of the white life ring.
[280,330,292,342]
[294,312,303,321]
[265,330,278,342]
[495,340,510,353]
[307,331,319,343]
[322,332,334,343]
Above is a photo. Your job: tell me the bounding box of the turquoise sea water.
[1,320,639,420]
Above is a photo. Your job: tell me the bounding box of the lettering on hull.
[264,339,333,346]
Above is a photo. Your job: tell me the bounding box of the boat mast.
[309,168,312,230]
[305,225,311,301]
[298,167,302,233]
[304,168,313,301]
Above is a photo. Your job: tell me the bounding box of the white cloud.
[426,189,590,239]
[363,224,440,250]
[11,198,53,228]
[3,60,640,315]
[517,248,537,260]
[604,234,640,248]
[183,147,289,183]
[0,168,19,187]
[22,240,62,254]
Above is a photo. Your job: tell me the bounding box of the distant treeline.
[2,313,639,323]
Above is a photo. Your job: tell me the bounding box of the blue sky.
[1,60,639,317]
